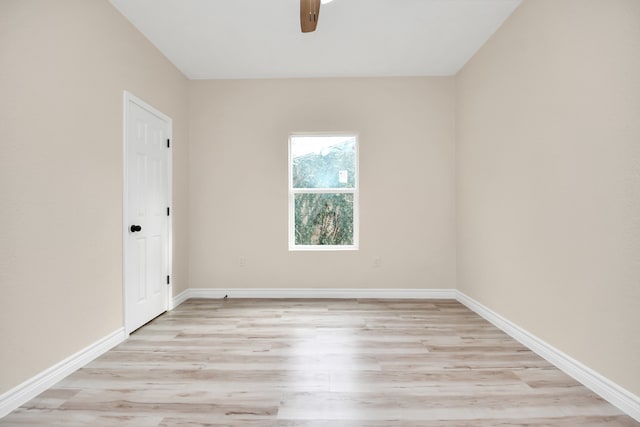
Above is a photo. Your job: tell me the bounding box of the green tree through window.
[289,135,358,250]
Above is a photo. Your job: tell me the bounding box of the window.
[289,134,359,250]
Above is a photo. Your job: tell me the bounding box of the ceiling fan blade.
[300,0,321,33]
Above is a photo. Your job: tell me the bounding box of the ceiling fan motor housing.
[300,0,321,33]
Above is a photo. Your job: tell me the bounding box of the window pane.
[292,136,356,188]
[294,193,354,245]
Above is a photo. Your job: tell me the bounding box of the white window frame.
[288,133,359,251]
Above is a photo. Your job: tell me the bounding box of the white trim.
[170,289,191,309]
[172,288,456,305]
[122,91,173,334]
[292,245,358,251]
[456,291,640,423]
[291,188,355,194]
[0,328,125,418]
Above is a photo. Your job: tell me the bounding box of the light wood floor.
[2,298,638,426]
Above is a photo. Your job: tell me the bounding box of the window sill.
[289,245,359,251]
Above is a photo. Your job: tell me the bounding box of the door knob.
[130,225,142,232]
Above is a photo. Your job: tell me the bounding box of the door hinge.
[166,275,170,285]
[167,138,171,148]
[167,207,170,216]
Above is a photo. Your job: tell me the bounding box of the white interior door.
[123,92,171,334]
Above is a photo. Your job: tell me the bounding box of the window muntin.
[289,134,358,250]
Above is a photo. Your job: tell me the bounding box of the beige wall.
[456,0,640,395]
[189,78,456,291]
[0,0,189,394]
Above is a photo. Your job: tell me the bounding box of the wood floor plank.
[1,298,637,426]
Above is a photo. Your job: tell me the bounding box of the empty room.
[1,0,639,425]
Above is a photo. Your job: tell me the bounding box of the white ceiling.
[109,0,522,80]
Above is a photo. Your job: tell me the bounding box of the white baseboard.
[173,287,457,304]
[456,291,640,422]
[0,328,126,419]
[170,289,191,309]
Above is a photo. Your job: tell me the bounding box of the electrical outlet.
[239,256,247,267]
[373,256,382,268]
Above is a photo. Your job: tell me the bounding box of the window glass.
[291,136,356,189]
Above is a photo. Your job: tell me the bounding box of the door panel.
[124,93,170,333]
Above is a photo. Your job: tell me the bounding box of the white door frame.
[122,91,173,334]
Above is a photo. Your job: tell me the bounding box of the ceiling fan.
[300,0,334,33]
